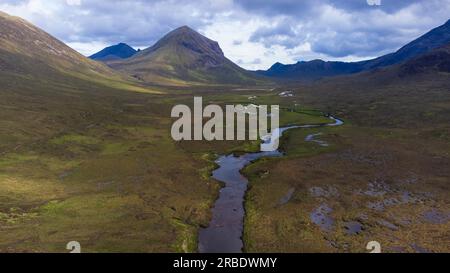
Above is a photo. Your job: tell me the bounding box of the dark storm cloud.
[311,30,401,57]
[235,0,319,17]
[235,0,425,15]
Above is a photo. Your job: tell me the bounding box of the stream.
[198,116,344,253]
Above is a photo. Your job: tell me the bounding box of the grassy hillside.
[0,11,155,95]
[109,26,269,86]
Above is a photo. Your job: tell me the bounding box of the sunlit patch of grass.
[101,143,133,155]
[0,153,39,168]
[62,69,165,95]
[0,175,65,208]
[50,134,100,145]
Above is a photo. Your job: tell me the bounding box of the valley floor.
[243,124,450,252]
[0,77,449,253]
[241,77,450,253]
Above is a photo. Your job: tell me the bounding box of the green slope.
[109,26,269,86]
[0,11,157,94]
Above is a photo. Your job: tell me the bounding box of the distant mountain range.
[256,19,450,81]
[90,19,450,84]
[89,43,137,61]
[1,7,449,87]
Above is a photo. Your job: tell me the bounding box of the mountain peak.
[173,25,195,33]
[90,43,137,61]
[270,62,285,69]
[146,25,225,59]
[163,26,210,42]
[163,25,202,39]
[109,25,265,85]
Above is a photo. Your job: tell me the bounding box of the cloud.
[235,0,426,16]
[0,0,449,69]
[243,0,450,59]
[249,18,305,49]
[66,0,81,6]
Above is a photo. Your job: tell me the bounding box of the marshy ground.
[0,77,449,253]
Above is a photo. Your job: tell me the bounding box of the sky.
[1,0,449,70]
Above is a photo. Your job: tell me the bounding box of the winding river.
[198,116,344,253]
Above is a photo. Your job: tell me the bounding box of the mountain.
[365,19,450,70]
[0,11,146,93]
[0,11,114,80]
[399,43,450,76]
[258,19,450,81]
[109,26,267,85]
[260,60,362,81]
[340,42,450,81]
[90,43,137,61]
